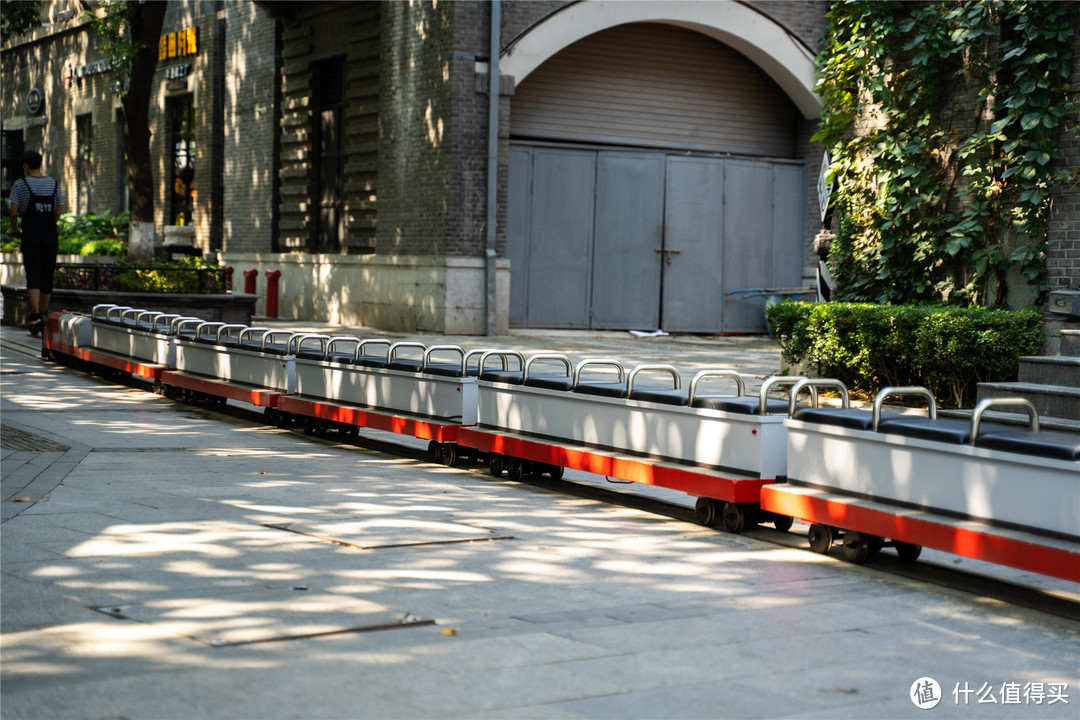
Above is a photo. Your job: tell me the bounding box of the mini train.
[43,305,1080,584]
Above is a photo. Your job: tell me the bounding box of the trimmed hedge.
[765,302,1043,408]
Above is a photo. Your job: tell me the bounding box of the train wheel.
[440,444,457,467]
[772,514,794,533]
[427,441,441,462]
[721,502,746,534]
[867,534,885,559]
[507,459,524,482]
[488,454,504,478]
[546,465,564,481]
[694,498,716,526]
[841,531,871,564]
[894,541,922,562]
[807,524,834,554]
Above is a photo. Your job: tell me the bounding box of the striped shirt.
[9,176,65,217]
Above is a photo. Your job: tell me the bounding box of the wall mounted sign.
[159,27,198,61]
[63,59,111,87]
[165,64,193,81]
[25,88,44,114]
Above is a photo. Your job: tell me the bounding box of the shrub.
[766,301,1043,407]
[1,211,129,256]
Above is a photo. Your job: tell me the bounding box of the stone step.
[1063,329,1080,357]
[1018,355,1080,387]
[976,382,1080,421]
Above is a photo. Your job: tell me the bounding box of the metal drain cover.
[92,587,432,647]
[266,517,512,550]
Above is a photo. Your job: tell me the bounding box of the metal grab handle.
[788,378,849,417]
[238,327,272,344]
[216,323,248,343]
[289,333,330,356]
[195,321,227,341]
[423,345,466,374]
[356,338,392,361]
[872,386,937,431]
[106,306,133,323]
[524,354,573,383]
[170,316,203,333]
[573,358,626,389]
[121,308,144,326]
[175,318,204,336]
[971,398,1039,442]
[388,341,426,363]
[326,336,361,358]
[627,364,681,395]
[477,350,525,376]
[152,314,182,332]
[761,376,815,415]
[261,330,297,352]
[688,369,746,405]
[92,304,119,320]
[135,310,160,328]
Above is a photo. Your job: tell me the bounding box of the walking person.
[8,150,64,336]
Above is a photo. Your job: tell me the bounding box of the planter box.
[1,285,257,328]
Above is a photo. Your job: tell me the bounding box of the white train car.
[761,381,1080,582]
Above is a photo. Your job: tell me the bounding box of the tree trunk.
[122,1,167,262]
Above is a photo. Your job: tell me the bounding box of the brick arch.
[502,0,822,119]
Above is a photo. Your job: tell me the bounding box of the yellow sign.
[159,27,198,61]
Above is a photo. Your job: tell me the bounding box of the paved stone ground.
[1,324,1078,720]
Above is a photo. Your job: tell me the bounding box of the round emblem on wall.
[26,88,44,114]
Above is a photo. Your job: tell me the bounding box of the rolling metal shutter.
[510,23,799,158]
[509,23,799,158]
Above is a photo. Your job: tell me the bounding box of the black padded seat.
[354,355,388,368]
[260,341,289,355]
[479,370,524,384]
[874,416,976,444]
[135,320,156,332]
[219,337,241,349]
[422,362,465,378]
[325,351,354,363]
[793,407,875,430]
[387,359,423,373]
[295,349,325,360]
[194,334,219,345]
[177,329,198,341]
[628,387,689,406]
[523,374,574,391]
[693,396,793,415]
[238,338,262,351]
[976,430,1080,462]
[574,381,628,399]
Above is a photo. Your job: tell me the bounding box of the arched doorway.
[503,6,820,332]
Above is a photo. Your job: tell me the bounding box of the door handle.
[656,248,681,265]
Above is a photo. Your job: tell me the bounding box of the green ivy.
[815,0,1076,307]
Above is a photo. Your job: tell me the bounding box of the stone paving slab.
[3,324,1080,720]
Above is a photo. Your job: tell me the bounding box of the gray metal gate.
[508,145,805,332]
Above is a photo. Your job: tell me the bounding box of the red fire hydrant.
[265,269,282,319]
[243,268,258,295]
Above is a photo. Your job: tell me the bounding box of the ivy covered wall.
[815,0,1077,309]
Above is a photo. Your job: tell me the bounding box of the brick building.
[1,1,276,257]
[6,1,1070,335]
[239,0,830,333]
